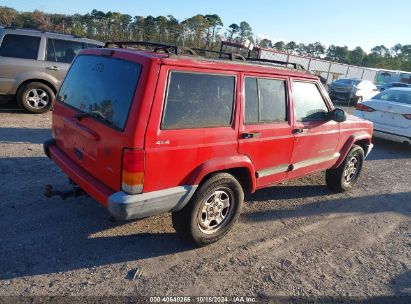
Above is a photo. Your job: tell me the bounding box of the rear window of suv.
[0,34,40,60]
[57,55,141,130]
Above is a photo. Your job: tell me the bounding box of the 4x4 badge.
[155,140,170,145]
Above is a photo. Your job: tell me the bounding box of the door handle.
[241,132,261,139]
[292,128,307,134]
[46,66,60,71]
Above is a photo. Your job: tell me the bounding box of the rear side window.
[0,34,40,60]
[244,77,287,124]
[293,82,329,121]
[57,55,141,130]
[162,72,235,129]
[373,89,411,105]
[47,39,84,63]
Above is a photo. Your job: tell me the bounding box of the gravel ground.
[0,105,410,301]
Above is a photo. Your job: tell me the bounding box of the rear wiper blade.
[74,111,111,124]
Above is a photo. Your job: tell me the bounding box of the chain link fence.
[258,49,378,84]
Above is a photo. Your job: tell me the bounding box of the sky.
[3,0,411,52]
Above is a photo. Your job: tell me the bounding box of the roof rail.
[4,26,39,32]
[245,58,305,70]
[104,41,179,54]
[3,26,81,38]
[104,41,307,71]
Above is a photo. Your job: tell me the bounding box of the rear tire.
[326,145,364,192]
[17,82,55,114]
[172,173,244,247]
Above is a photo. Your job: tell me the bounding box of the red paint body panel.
[52,49,161,193]
[332,130,372,169]
[238,73,294,189]
[49,48,373,210]
[287,77,340,179]
[187,155,256,189]
[144,65,241,192]
[49,145,113,206]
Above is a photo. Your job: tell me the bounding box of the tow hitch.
[44,183,87,200]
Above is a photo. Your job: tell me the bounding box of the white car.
[354,88,411,144]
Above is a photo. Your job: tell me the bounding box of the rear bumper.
[108,186,197,221]
[46,140,113,206]
[371,121,411,144]
[44,140,197,220]
[374,130,411,144]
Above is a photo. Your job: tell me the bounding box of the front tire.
[172,173,244,247]
[17,82,55,114]
[326,145,364,192]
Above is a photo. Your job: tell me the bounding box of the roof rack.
[245,58,305,70]
[3,26,81,38]
[105,41,178,53]
[104,41,307,71]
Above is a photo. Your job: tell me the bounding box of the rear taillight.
[403,114,411,120]
[121,149,145,194]
[356,104,375,112]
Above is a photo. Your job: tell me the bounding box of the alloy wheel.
[197,189,234,234]
[25,89,49,109]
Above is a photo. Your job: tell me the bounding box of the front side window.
[162,72,235,129]
[244,77,287,124]
[0,34,40,60]
[293,82,329,121]
[47,39,84,63]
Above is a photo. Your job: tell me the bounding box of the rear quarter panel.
[143,65,242,192]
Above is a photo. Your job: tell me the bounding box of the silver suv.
[0,27,103,113]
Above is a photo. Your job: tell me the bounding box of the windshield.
[57,55,141,130]
[372,89,411,105]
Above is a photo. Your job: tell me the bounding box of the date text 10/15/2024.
[149,296,258,303]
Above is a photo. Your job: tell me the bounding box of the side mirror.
[329,108,346,123]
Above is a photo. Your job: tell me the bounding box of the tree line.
[1,6,410,71]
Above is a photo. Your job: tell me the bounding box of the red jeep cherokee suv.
[44,42,373,246]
